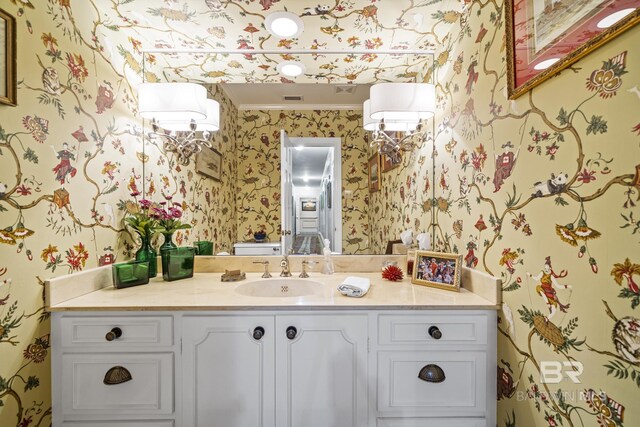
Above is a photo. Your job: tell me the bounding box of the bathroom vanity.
[46,256,500,427]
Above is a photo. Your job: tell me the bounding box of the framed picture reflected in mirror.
[196,147,222,181]
[0,8,17,106]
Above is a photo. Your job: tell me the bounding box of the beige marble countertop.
[47,271,499,311]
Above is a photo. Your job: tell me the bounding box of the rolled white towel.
[337,276,371,298]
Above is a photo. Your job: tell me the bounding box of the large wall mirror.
[140,50,435,256]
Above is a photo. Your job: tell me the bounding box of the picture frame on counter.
[195,147,222,181]
[412,250,462,292]
[0,8,17,106]
[506,1,640,99]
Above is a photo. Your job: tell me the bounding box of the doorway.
[280,134,342,255]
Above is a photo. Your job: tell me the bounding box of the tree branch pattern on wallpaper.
[1,1,639,426]
[415,2,639,426]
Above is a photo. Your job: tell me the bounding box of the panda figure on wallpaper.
[531,172,568,198]
[0,182,7,198]
[302,5,331,16]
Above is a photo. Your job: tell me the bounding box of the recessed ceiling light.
[534,57,560,70]
[265,11,304,38]
[277,61,306,77]
[597,8,635,28]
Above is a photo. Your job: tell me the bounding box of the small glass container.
[406,249,416,276]
[194,241,213,256]
[112,260,150,289]
[161,247,195,281]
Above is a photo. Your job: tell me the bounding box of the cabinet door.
[182,316,275,427]
[275,314,368,427]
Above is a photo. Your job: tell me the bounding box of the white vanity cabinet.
[51,314,176,426]
[181,313,368,427]
[52,310,495,427]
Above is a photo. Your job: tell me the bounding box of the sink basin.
[235,279,322,298]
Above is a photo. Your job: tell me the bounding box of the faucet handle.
[299,259,318,278]
[253,260,272,278]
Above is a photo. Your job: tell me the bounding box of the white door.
[281,130,294,254]
[182,316,276,427]
[275,314,369,427]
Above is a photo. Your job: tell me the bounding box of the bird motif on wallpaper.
[205,0,223,12]
[42,67,61,95]
[465,59,479,95]
[260,133,270,147]
[96,82,115,114]
[260,196,270,209]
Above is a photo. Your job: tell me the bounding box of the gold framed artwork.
[381,152,401,172]
[411,250,462,292]
[195,147,222,182]
[368,153,381,193]
[506,1,640,99]
[0,8,17,106]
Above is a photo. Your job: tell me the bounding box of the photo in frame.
[301,199,317,212]
[412,250,462,292]
[368,153,381,193]
[195,147,222,181]
[506,1,640,99]
[0,8,17,106]
[381,152,401,172]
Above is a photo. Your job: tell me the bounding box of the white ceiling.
[220,83,370,109]
[292,147,331,187]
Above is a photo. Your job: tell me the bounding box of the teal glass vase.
[160,232,177,254]
[135,234,157,278]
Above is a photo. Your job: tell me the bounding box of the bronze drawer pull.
[105,327,122,342]
[418,364,445,383]
[103,366,132,385]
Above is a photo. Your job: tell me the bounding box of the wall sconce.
[138,83,220,165]
[364,83,435,164]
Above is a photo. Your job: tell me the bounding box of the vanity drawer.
[60,315,173,348]
[61,353,174,416]
[377,350,486,416]
[377,418,486,427]
[63,422,174,427]
[377,313,487,346]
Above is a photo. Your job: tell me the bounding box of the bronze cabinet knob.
[428,326,442,340]
[286,326,297,340]
[105,327,122,342]
[253,326,265,340]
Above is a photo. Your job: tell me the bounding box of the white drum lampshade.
[159,99,220,132]
[138,83,207,121]
[369,83,435,122]
[363,100,417,132]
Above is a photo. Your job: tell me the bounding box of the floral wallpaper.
[235,109,370,254]
[1,0,639,426]
[0,3,237,425]
[368,1,640,426]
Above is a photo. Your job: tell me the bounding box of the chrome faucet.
[280,249,293,277]
[253,260,272,278]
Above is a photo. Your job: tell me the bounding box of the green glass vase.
[160,232,177,254]
[135,234,157,278]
